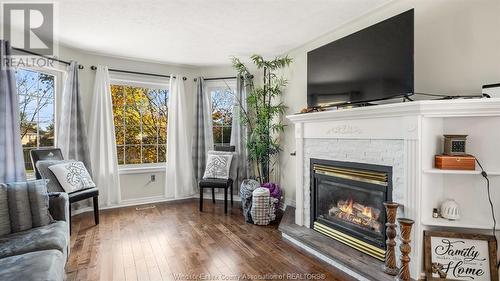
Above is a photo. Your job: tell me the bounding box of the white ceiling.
[51,0,391,66]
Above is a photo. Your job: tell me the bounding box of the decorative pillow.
[27,179,54,227]
[36,160,72,193]
[0,184,11,236]
[203,151,233,179]
[5,182,33,232]
[48,161,95,193]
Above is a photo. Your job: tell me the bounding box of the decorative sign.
[424,231,499,281]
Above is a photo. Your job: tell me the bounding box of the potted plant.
[231,55,292,190]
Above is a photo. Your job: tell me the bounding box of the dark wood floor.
[66,199,354,281]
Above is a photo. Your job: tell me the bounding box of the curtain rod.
[90,65,187,80]
[194,76,236,82]
[194,75,254,82]
[12,47,84,69]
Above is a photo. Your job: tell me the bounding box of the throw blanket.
[240,179,260,223]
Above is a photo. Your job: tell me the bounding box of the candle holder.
[382,202,399,275]
[397,218,415,281]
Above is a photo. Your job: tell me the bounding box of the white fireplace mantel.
[286,98,500,280]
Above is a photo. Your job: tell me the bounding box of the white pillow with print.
[203,151,233,179]
[48,161,96,193]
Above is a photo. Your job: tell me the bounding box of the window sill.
[119,165,166,175]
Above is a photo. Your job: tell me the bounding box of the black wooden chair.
[30,148,99,231]
[199,145,236,214]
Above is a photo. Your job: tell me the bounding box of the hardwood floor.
[66,199,354,281]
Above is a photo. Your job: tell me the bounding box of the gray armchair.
[0,191,70,281]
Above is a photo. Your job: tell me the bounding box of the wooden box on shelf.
[435,154,475,170]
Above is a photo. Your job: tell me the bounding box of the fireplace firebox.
[310,159,392,261]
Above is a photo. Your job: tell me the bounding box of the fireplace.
[310,159,392,261]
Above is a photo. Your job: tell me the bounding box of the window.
[111,84,169,165]
[208,81,235,146]
[15,68,56,176]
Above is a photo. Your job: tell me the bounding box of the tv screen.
[307,10,414,108]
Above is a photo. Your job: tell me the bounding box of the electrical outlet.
[150,174,156,182]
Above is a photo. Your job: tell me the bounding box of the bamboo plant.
[231,54,292,184]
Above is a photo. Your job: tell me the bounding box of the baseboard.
[284,198,296,208]
[70,193,242,216]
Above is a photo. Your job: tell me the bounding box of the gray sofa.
[0,192,70,281]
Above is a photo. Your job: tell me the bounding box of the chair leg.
[93,196,99,225]
[224,187,228,214]
[212,188,215,204]
[230,182,234,206]
[200,187,203,212]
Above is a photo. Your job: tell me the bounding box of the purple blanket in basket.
[261,182,281,207]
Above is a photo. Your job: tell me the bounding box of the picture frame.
[424,231,498,281]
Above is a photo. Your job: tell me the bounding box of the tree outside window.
[15,68,56,177]
[111,85,168,165]
[210,87,234,146]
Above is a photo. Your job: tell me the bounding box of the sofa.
[0,191,69,281]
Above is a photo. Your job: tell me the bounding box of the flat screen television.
[307,10,414,108]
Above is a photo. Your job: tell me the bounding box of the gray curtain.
[57,61,92,174]
[230,75,250,188]
[192,77,213,183]
[0,40,26,183]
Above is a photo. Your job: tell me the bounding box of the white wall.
[58,46,200,203]
[278,0,500,204]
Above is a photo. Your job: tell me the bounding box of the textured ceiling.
[24,0,392,65]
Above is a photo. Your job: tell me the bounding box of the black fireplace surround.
[310,159,392,260]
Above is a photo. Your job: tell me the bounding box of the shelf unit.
[422,217,496,230]
[423,168,500,176]
[421,114,500,230]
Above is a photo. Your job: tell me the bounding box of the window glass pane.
[124,105,141,145]
[116,146,125,165]
[158,145,167,163]
[39,122,55,147]
[223,126,232,145]
[211,86,234,146]
[213,126,223,145]
[111,85,124,105]
[111,84,168,165]
[141,110,158,145]
[142,145,158,164]
[15,68,56,176]
[125,145,141,165]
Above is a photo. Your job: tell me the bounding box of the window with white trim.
[207,80,236,146]
[15,68,56,176]
[111,83,169,165]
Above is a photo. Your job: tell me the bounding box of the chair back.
[30,148,64,179]
[214,145,236,152]
[212,145,237,180]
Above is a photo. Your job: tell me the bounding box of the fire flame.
[338,199,375,219]
[362,206,373,218]
[330,198,381,233]
[339,199,354,215]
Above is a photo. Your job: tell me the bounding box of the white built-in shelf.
[422,217,496,230]
[423,168,500,176]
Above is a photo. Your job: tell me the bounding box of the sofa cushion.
[0,250,65,281]
[0,221,68,259]
[36,160,71,193]
[0,184,11,235]
[27,179,54,227]
[5,182,32,232]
